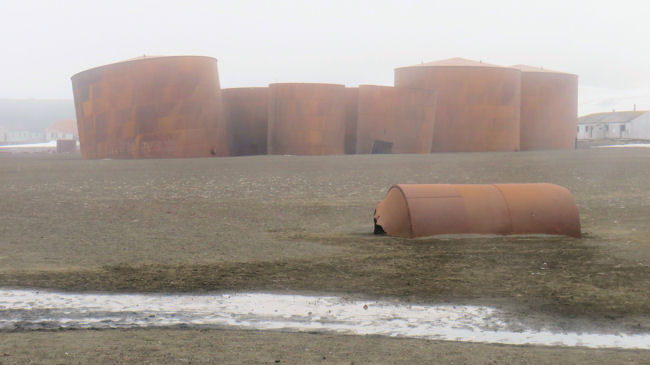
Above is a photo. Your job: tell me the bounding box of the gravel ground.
[1,328,648,365]
[0,148,648,363]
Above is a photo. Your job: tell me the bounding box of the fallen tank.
[374,183,581,238]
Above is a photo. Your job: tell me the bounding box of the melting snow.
[0,289,647,349]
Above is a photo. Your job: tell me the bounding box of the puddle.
[0,289,648,349]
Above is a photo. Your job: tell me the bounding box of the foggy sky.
[2,0,650,115]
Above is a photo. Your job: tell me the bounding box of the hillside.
[0,99,75,132]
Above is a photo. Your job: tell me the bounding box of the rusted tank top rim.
[358,84,393,89]
[71,55,218,80]
[358,84,440,93]
[269,82,346,88]
[394,65,521,73]
[222,87,268,91]
[511,64,578,77]
[518,70,578,77]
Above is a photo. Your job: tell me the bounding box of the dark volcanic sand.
[0,149,648,362]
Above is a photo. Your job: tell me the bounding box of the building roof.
[577,111,645,125]
[45,119,77,134]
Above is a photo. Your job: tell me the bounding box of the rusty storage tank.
[394,58,521,152]
[71,55,229,159]
[356,85,437,154]
[374,183,581,238]
[222,87,268,156]
[344,87,359,154]
[512,65,578,150]
[268,83,346,155]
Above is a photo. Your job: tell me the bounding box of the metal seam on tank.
[554,184,582,238]
[491,184,514,234]
[393,185,415,238]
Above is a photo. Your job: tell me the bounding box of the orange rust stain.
[71,56,229,159]
[267,83,346,155]
[395,58,521,152]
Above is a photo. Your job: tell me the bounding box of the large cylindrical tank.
[222,87,268,156]
[71,55,229,159]
[356,85,437,154]
[394,58,521,152]
[344,87,359,155]
[374,183,581,238]
[267,83,346,155]
[513,65,578,150]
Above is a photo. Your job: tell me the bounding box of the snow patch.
[1,289,648,349]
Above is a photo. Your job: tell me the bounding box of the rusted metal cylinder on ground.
[374,183,581,238]
[344,87,359,154]
[267,83,346,155]
[356,85,437,154]
[222,87,268,156]
[394,58,521,152]
[513,65,578,150]
[71,55,229,159]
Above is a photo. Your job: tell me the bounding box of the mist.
[1,0,649,115]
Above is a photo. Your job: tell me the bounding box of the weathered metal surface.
[513,65,578,150]
[56,139,76,153]
[71,56,229,159]
[267,83,346,155]
[222,87,268,156]
[356,85,437,154]
[344,87,359,154]
[394,58,521,152]
[374,183,581,238]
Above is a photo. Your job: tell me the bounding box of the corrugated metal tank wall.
[513,65,578,150]
[394,58,521,152]
[267,83,346,155]
[374,183,581,238]
[356,85,437,154]
[71,56,229,159]
[222,87,268,156]
[344,87,359,154]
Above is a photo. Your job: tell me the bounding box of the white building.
[44,119,78,141]
[0,130,46,144]
[0,120,78,145]
[577,111,650,140]
[627,112,650,140]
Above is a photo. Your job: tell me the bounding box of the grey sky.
[2,0,649,114]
